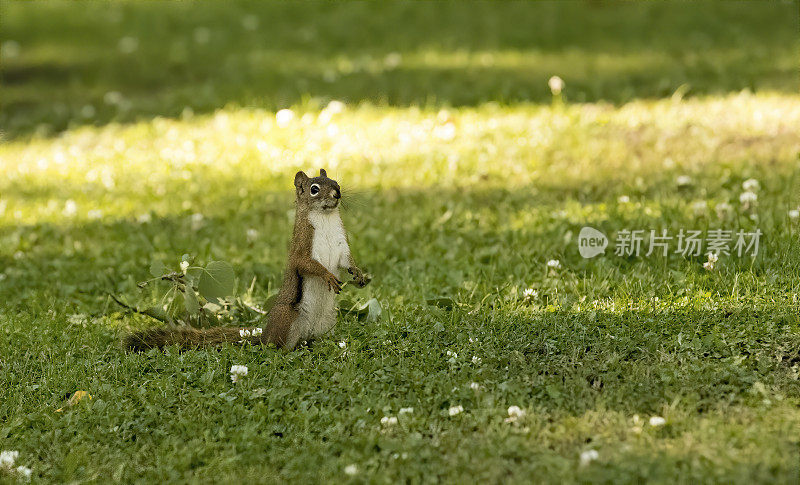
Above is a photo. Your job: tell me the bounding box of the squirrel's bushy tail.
[124,327,261,352]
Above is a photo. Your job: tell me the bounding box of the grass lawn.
[1,1,800,483]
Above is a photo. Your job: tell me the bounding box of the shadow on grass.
[2,0,797,139]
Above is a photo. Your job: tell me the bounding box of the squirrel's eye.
[310,184,320,196]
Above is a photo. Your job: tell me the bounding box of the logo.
[578,226,608,258]
[577,226,761,259]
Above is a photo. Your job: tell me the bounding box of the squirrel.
[124,169,370,351]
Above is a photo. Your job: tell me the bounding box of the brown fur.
[124,169,368,352]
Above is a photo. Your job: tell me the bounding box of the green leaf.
[198,261,235,301]
[426,296,455,310]
[363,298,382,322]
[337,297,358,316]
[184,286,200,314]
[338,298,383,322]
[149,261,165,278]
[142,305,172,325]
[184,267,201,286]
[203,301,222,313]
[170,292,185,317]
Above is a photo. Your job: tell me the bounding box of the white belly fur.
[296,210,350,341]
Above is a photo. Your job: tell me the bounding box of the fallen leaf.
[56,390,92,412]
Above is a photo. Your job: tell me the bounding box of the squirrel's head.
[294,169,341,212]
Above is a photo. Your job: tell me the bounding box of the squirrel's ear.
[319,168,327,178]
[294,171,308,192]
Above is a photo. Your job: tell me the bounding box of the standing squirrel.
[124,169,370,351]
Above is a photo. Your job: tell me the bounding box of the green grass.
[2,1,800,483]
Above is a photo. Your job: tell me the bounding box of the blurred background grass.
[2,2,800,482]
[2,0,797,139]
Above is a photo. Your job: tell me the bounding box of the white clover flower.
[384,52,402,68]
[546,259,561,270]
[398,407,414,415]
[252,328,262,337]
[193,27,211,44]
[338,341,347,349]
[241,14,259,31]
[505,405,526,423]
[649,416,666,427]
[275,109,295,128]
[703,261,715,271]
[137,213,152,224]
[190,213,205,230]
[230,365,248,383]
[469,382,480,391]
[0,450,19,468]
[325,100,346,114]
[63,199,78,217]
[617,195,630,204]
[548,75,564,95]
[81,104,97,118]
[1,40,20,59]
[445,350,457,358]
[15,466,31,480]
[522,288,538,299]
[742,178,760,192]
[239,329,251,338]
[433,122,456,141]
[118,36,139,54]
[706,252,718,264]
[715,202,733,218]
[676,175,692,187]
[579,449,599,466]
[468,337,478,344]
[448,405,463,416]
[691,200,707,216]
[344,464,359,476]
[471,356,482,364]
[246,228,259,242]
[103,91,124,105]
[789,209,799,221]
[507,406,525,418]
[323,69,337,82]
[380,416,398,426]
[180,260,190,274]
[739,191,757,205]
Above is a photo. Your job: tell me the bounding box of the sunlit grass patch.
[2,92,798,221]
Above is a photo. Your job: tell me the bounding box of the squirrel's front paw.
[325,273,342,293]
[348,267,371,288]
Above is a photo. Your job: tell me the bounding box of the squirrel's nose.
[331,189,340,199]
